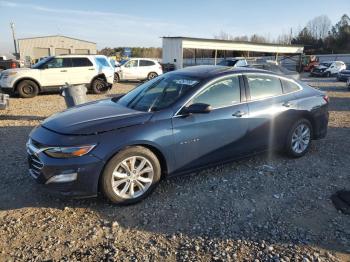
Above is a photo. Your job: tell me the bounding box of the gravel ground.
[0,75,349,261]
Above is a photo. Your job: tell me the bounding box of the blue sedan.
[27,66,329,204]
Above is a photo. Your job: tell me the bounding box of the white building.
[162,36,304,69]
[18,35,97,62]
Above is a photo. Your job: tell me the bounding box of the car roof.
[321,61,344,63]
[55,55,106,58]
[129,58,159,61]
[170,65,274,80]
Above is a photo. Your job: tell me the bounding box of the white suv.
[0,55,114,98]
[311,61,347,77]
[114,58,163,82]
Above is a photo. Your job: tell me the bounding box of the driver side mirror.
[181,103,212,115]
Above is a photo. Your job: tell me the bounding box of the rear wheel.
[147,72,158,80]
[17,80,39,98]
[285,119,312,158]
[101,146,161,205]
[91,78,108,94]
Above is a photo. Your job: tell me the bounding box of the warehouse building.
[162,36,304,70]
[18,35,97,64]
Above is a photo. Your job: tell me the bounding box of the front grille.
[27,139,45,179]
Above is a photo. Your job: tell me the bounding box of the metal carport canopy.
[162,36,304,69]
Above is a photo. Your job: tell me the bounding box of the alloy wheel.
[148,73,158,80]
[111,156,154,199]
[291,124,311,154]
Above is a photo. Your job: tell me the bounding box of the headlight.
[44,144,96,158]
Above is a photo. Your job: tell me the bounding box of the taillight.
[11,62,17,68]
[323,95,329,103]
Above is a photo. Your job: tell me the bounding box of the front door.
[172,75,249,173]
[121,60,139,80]
[40,57,72,87]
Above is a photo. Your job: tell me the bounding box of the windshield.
[119,59,129,66]
[31,56,53,69]
[117,74,200,112]
[320,62,331,67]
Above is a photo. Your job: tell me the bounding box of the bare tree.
[214,31,235,40]
[306,15,332,39]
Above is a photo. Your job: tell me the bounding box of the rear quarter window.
[281,79,301,94]
[95,57,112,68]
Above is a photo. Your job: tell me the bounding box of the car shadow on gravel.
[0,125,349,255]
[0,115,46,121]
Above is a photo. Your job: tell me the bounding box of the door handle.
[282,102,292,107]
[232,111,246,117]
[60,70,67,72]
[88,68,95,71]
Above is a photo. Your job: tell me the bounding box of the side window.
[140,60,155,67]
[191,76,241,108]
[281,79,301,94]
[46,58,71,68]
[72,58,93,67]
[246,74,283,100]
[125,60,138,68]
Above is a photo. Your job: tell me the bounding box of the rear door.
[69,57,95,84]
[40,57,72,87]
[243,73,300,151]
[172,74,249,173]
[139,60,156,79]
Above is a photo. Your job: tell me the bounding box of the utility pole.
[10,22,18,56]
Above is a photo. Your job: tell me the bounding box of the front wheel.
[91,78,108,94]
[101,146,161,205]
[285,119,313,158]
[17,80,39,98]
[326,72,331,77]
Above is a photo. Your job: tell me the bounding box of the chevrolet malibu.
[27,66,329,204]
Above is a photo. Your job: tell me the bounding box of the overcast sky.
[0,0,349,55]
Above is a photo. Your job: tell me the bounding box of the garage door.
[33,47,50,59]
[75,49,90,54]
[55,48,70,55]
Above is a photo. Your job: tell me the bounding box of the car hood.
[41,99,153,135]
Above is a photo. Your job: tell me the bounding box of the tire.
[101,146,162,205]
[114,73,120,83]
[147,72,158,80]
[17,80,39,98]
[285,119,313,158]
[91,78,108,94]
[326,72,331,77]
